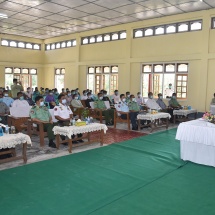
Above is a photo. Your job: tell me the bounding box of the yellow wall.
[1,9,215,112]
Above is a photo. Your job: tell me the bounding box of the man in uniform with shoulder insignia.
[54,94,83,143]
[94,93,114,126]
[30,96,56,148]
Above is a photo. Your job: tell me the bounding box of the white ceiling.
[0,0,214,39]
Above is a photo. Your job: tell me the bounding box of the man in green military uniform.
[169,93,181,109]
[30,96,56,148]
[128,95,140,130]
[94,93,114,125]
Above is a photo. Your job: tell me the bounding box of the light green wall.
[1,9,215,112]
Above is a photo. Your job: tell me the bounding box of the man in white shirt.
[164,83,174,98]
[54,94,83,143]
[25,87,32,99]
[12,92,29,108]
[81,90,88,100]
[111,90,120,104]
[146,92,161,110]
[136,92,143,106]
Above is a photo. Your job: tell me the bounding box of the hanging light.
[0,13,8,19]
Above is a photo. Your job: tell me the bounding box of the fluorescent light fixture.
[0,13,8,18]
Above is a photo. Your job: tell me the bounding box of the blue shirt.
[156,98,166,110]
[116,102,129,112]
[2,97,14,107]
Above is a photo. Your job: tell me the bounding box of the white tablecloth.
[0,133,32,149]
[176,119,215,167]
[53,123,108,138]
[137,112,171,121]
[173,109,197,116]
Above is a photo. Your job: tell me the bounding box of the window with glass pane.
[120,32,126,39]
[14,68,21,74]
[142,73,152,97]
[190,21,202,31]
[177,63,188,72]
[18,42,25,48]
[89,37,95,43]
[163,74,175,98]
[103,67,110,73]
[5,74,13,89]
[56,43,60,48]
[178,23,189,32]
[51,44,55,50]
[82,38,88,44]
[143,65,152,73]
[154,65,163,73]
[110,74,118,95]
[96,35,103,42]
[88,74,94,92]
[155,26,164,35]
[55,69,60,75]
[61,42,66,48]
[166,25,176,33]
[111,66,118,73]
[61,69,65,74]
[165,64,175,72]
[73,40,76,46]
[212,18,215,29]
[153,74,163,97]
[10,41,17,47]
[67,41,72,47]
[33,44,40,50]
[26,43,32,49]
[1,40,9,46]
[22,68,29,74]
[96,67,102,73]
[55,74,64,92]
[134,30,143,38]
[176,74,187,99]
[95,75,102,94]
[30,69,37,74]
[46,44,50,50]
[111,33,118,40]
[5,68,13,74]
[104,34,110,41]
[88,67,94,74]
[144,28,153,36]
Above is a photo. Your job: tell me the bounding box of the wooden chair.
[27,119,47,147]
[70,105,84,119]
[89,102,104,123]
[8,115,29,132]
[81,100,86,107]
[114,110,130,130]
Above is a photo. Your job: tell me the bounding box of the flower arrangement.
[81,108,89,118]
[202,112,215,123]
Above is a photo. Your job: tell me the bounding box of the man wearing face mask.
[116,94,139,130]
[66,91,72,105]
[54,94,83,144]
[30,96,56,148]
[71,94,84,108]
[125,92,131,103]
[12,92,29,108]
[85,92,94,108]
[146,92,162,110]
[2,90,14,107]
[32,87,41,102]
[81,90,88,100]
[94,93,114,125]
[165,83,174,98]
[45,90,56,109]
[169,93,181,109]
[156,93,167,110]
[0,92,9,125]
[102,90,111,105]
[111,90,120,104]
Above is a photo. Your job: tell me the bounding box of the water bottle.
[72,118,76,126]
[11,126,16,134]
[5,125,9,135]
[0,126,3,136]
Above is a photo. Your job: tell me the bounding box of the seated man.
[54,94,83,143]
[3,90,14,107]
[156,93,167,110]
[85,92,94,108]
[45,90,56,109]
[136,92,143,106]
[128,95,140,130]
[0,92,9,125]
[211,93,215,105]
[146,92,162,110]
[12,92,29,108]
[81,90,88,100]
[94,93,114,125]
[125,91,131,103]
[30,96,56,148]
[116,94,139,130]
[169,93,181,109]
[102,90,111,105]
[71,94,84,108]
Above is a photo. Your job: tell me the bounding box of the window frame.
[45,39,76,51]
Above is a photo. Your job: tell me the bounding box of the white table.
[173,109,197,123]
[53,123,108,153]
[0,133,32,164]
[137,112,171,132]
[176,119,215,167]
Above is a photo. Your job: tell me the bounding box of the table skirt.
[180,140,215,167]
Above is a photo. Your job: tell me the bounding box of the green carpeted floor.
[0,128,215,215]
